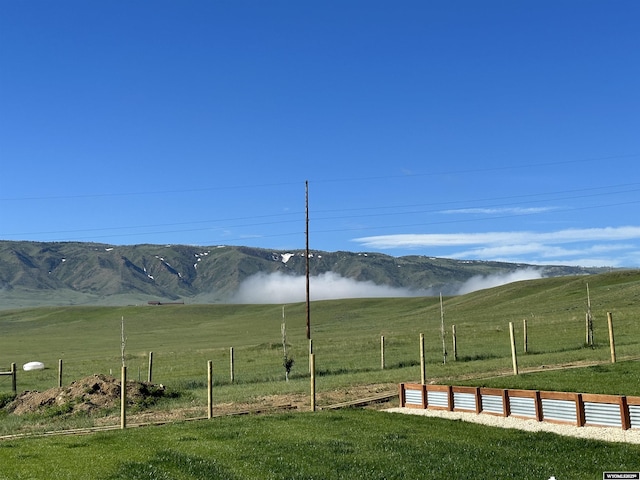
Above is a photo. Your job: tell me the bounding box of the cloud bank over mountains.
[353,226,640,267]
[230,268,544,304]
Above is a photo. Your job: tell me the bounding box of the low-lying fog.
[230,268,543,304]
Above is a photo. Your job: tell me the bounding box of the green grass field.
[1,409,638,480]
[2,270,640,398]
[1,270,640,478]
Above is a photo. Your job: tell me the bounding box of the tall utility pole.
[305,181,311,340]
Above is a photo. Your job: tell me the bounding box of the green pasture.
[460,360,640,396]
[1,270,640,478]
[2,270,640,401]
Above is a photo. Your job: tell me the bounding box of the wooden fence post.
[380,335,385,370]
[576,393,585,427]
[310,353,316,412]
[420,333,426,385]
[509,322,519,375]
[207,360,213,419]
[586,283,594,346]
[230,347,235,383]
[148,352,153,383]
[11,363,16,394]
[607,312,616,363]
[120,365,127,429]
[534,390,542,421]
[585,313,590,345]
[58,359,63,388]
[399,383,406,407]
[620,396,631,430]
[523,319,528,354]
[451,325,457,361]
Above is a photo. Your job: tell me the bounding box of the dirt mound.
[5,374,166,416]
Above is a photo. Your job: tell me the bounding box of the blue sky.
[1,1,639,268]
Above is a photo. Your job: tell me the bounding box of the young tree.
[586,283,594,347]
[440,293,447,364]
[281,306,294,381]
[121,316,127,367]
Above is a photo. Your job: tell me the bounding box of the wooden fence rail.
[399,383,640,430]
[0,364,16,394]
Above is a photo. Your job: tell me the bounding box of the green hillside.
[1,270,639,402]
[0,240,604,309]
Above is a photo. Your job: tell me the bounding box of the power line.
[2,153,638,203]
[313,182,640,214]
[18,195,640,246]
[309,153,640,186]
[3,181,639,242]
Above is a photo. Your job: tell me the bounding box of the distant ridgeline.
[0,240,605,309]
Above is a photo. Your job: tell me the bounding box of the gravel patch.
[386,407,640,444]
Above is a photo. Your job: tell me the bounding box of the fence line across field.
[0,310,626,436]
[0,317,632,437]
[0,312,623,395]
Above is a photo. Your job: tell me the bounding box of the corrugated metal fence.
[399,383,640,430]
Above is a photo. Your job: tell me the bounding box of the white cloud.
[354,226,640,250]
[455,243,632,261]
[230,271,422,304]
[455,268,544,295]
[229,268,549,303]
[352,226,640,267]
[441,207,557,215]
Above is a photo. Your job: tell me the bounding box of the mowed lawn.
[1,409,639,480]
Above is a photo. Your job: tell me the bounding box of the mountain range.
[0,240,605,309]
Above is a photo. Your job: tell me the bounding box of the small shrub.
[392,359,420,369]
[174,380,206,390]
[43,402,74,418]
[458,353,501,362]
[0,392,16,409]
[283,355,294,381]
